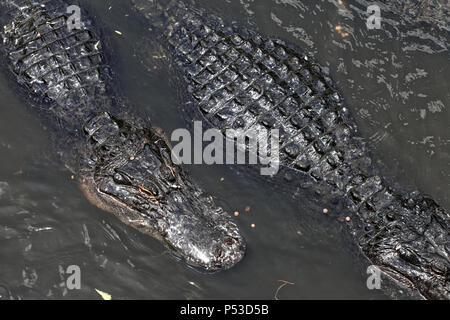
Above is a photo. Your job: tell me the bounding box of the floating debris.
[95,289,112,300]
[220,177,224,182]
[274,280,295,300]
[245,206,251,212]
[152,54,167,60]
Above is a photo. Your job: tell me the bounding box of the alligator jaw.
[79,112,246,271]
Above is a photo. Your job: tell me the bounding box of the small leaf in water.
[95,289,112,300]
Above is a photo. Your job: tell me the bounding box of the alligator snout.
[155,201,246,271]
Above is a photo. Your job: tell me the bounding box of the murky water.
[0,0,448,299]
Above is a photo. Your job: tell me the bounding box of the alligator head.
[78,112,246,271]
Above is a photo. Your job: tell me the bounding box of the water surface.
[0,0,448,299]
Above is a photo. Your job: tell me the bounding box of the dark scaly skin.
[132,0,450,299]
[0,0,245,271]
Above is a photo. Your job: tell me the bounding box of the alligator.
[131,0,450,299]
[0,0,246,271]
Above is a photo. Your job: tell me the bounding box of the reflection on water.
[0,0,448,299]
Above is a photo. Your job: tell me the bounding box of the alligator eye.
[160,164,177,182]
[113,172,131,185]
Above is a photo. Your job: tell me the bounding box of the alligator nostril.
[214,245,223,258]
[225,237,234,246]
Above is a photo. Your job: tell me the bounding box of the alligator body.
[132,0,450,299]
[0,0,245,271]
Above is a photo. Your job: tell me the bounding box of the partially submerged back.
[131,0,450,299]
